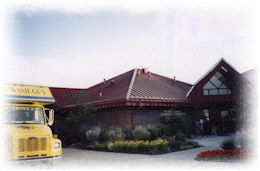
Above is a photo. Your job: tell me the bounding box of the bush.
[174,141,184,148]
[179,145,193,150]
[176,133,186,143]
[145,124,159,140]
[108,138,169,153]
[221,138,237,150]
[105,126,125,141]
[174,133,186,149]
[158,125,170,137]
[93,141,112,151]
[160,114,188,136]
[186,140,199,147]
[132,126,151,140]
[85,125,102,143]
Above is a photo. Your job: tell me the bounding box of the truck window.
[4,106,45,124]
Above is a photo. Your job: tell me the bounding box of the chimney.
[142,67,149,74]
[103,79,106,84]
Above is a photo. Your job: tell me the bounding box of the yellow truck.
[3,84,62,162]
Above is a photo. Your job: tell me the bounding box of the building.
[50,58,254,136]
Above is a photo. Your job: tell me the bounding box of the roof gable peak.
[193,57,239,86]
[186,57,240,97]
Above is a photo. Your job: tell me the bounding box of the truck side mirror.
[45,109,54,126]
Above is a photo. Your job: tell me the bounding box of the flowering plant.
[196,149,249,161]
[108,138,169,153]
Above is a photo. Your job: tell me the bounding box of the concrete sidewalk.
[9,136,251,169]
[192,135,231,147]
[52,145,248,169]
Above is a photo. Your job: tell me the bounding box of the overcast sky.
[2,0,259,88]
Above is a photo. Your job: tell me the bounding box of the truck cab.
[4,84,62,161]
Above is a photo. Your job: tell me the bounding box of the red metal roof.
[50,68,192,108]
[50,69,134,108]
[129,69,192,102]
[50,87,85,108]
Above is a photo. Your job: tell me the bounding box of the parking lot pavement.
[192,135,231,147]
[7,136,251,170]
[51,146,249,170]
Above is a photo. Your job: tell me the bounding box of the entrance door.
[203,109,212,135]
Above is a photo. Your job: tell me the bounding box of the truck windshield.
[5,106,45,124]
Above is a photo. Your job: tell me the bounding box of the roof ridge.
[126,68,137,100]
[84,69,135,90]
[242,68,256,75]
[149,72,192,86]
[192,57,239,85]
[186,57,241,97]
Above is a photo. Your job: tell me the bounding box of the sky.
[2,0,260,88]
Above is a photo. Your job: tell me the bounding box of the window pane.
[210,76,222,87]
[209,89,218,95]
[219,89,228,95]
[203,109,209,114]
[221,110,229,117]
[203,90,209,95]
[203,81,215,89]
[219,84,227,88]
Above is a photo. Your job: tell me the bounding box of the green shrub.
[132,126,151,140]
[160,114,188,136]
[174,141,184,148]
[176,133,186,143]
[186,140,199,147]
[179,145,193,150]
[93,141,112,150]
[158,125,170,137]
[105,126,125,141]
[145,124,159,140]
[108,139,169,153]
[221,138,237,150]
[85,125,101,143]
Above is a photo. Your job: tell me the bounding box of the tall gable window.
[203,72,232,95]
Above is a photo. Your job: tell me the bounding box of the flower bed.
[108,138,169,154]
[196,149,249,161]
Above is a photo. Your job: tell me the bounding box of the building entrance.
[202,106,236,135]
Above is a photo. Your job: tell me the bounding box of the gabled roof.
[186,57,241,98]
[193,58,239,86]
[242,69,256,84]
[50,68,192,108]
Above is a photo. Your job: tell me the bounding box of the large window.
[203,72,232,95]
[4,105,45,124]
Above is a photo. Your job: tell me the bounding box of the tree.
[66,90,95,124]
[160,113,188,136]
[63,90,96,144]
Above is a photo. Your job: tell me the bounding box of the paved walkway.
[9,136,252,170]
[192,135,231,147]
[51,146,248,170]
[51,136,250,169]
